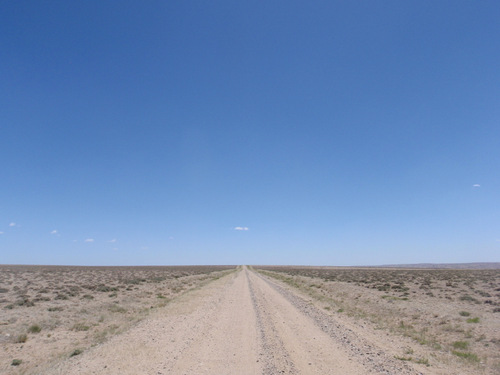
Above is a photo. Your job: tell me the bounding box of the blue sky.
[1,1,499,266]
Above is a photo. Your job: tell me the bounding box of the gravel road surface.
[45,267,424,375]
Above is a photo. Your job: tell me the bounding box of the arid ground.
[1,265,499,374]
[0,265,235,374]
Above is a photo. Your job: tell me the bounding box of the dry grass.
[256,266,500,374]
[0,265,235,374]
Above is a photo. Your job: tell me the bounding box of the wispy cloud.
[84,238,94,243]
[51,230,58,235]
[473,184,481,188]
[0,231,3,235]
[9,222,16,227]
[108,239,117,243]
[141,246,149,250]
[234,226,249,231]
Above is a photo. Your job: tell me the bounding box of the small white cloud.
[51,230,58,235]
[113,247,118,251]
[84,238,94,243]
[473,184,481,188]
[108,239,117,243]
[0,231,3,235]
[9,222,16,227]
[234,226,249,231]
[168,236,174,240]
[141,246,149,250]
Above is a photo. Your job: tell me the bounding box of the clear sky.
[1,1,499,266]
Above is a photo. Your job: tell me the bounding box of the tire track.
[43,268,424,375]
[246,269,298,375]
[252,270,422,375]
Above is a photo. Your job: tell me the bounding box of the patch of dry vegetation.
[0,265,235,374]
[256,266,500,374]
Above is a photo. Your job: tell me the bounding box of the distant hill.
[377,262,500,270]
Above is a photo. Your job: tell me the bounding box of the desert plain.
[0,264,499,374]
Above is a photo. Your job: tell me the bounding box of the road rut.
[45,267,423,375]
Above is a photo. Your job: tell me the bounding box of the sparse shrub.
[48,306,64,312]
[15,334,28,343]
[0,288,9,293]
[109,304,126,313]
[395,356,412,361]
[452,351,479,362]
[70,349,83,357]
[11,359,22,366]
[34,296,51,302]
[82,294,94,300]
[432,342,442,350]
[476,290,491,297]
[452,341,469,349]
[28,324,41,333]
[466,317,480,323]
[72,323,90,331]
[416,358,430,366]
[382,295,408,301]
[97,285,118,292]
[150,276,166,283]
[16,297,34,307]
[459,295,480,304]
[459,311,470,317]
[377,283,391,291]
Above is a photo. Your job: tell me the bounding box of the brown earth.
[256,266,500,374]
[0,265,235,374]
[2,265,498,374]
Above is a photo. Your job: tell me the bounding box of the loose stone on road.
[46,267,423,375]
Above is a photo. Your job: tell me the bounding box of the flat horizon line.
[1,262,499,269]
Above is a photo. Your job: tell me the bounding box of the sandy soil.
[0,265,234,374]
[35,267,430,375]
[256,266,500,374]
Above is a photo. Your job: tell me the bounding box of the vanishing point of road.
[47,267,423,375]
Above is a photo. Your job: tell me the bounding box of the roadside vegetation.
[255,266,500,374]
[0,265,236,373]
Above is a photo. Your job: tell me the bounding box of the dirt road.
[45,267,424,375]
